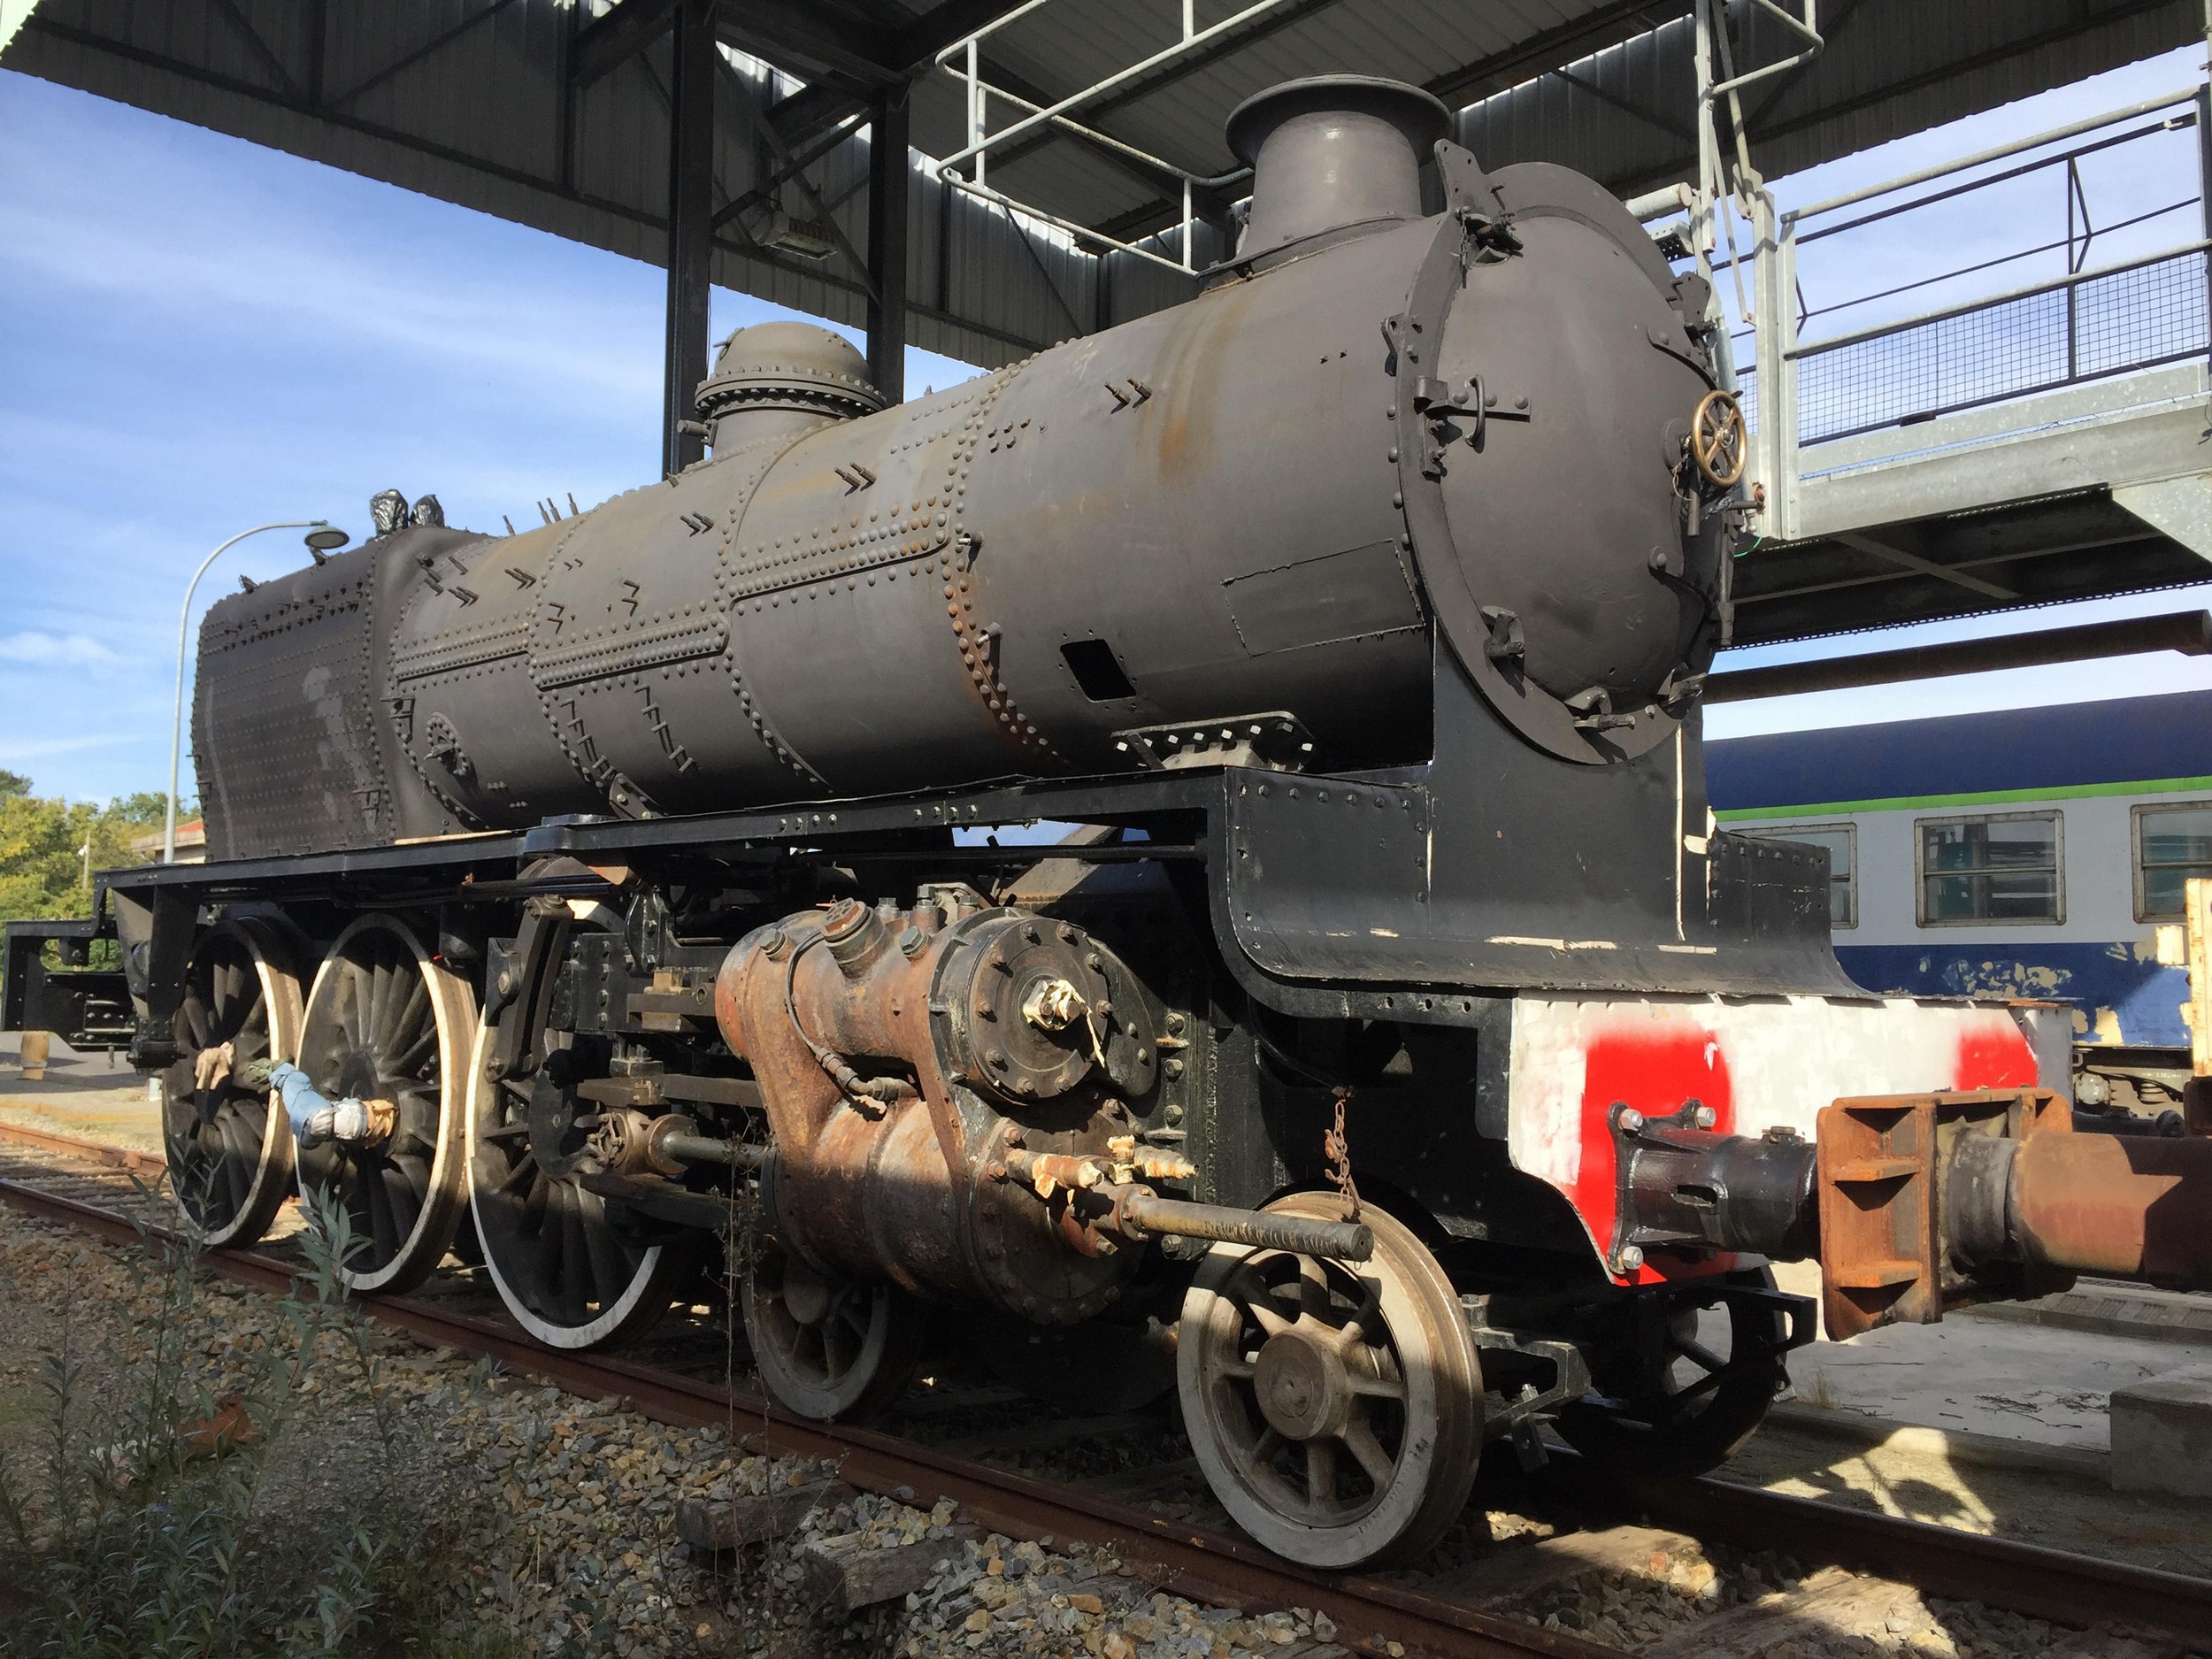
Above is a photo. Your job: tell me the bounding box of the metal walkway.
[1730,82,2212,644]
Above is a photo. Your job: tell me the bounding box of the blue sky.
[1,43,2208,803]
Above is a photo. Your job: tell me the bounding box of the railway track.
[2,1124,2207,1657]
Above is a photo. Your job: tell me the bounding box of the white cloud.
[0,630,119,666]
[0,731,134,764]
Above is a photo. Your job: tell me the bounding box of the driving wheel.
[742,1242,926,1420]
[1179,1194,1482,1569]
[161,917,303,1246]
[466,1015,687,1349]
[1553,1265,1786,1477]
[295,913,474,1293]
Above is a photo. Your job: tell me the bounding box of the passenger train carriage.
[1712,687,2212,1111]
[9,77,2211,1571]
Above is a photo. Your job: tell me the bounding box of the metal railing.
[1727,84,2212,537]
[930,0,1272,276]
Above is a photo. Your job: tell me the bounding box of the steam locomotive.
[56,76,2212,1569]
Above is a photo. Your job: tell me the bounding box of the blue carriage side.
[1709,687,2212,1053]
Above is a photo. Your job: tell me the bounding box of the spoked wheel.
[161,918,303,1247]
[742,1242,927,1420]
[295,913,474,1293]
[465,1018,687,1349]
[1179,1194,1483,1569]
[1554,1265,1787,1478]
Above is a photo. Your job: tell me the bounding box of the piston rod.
[1112,1192,1374,1262]
[653,1126,766,1171]
[994,1145,1374,1261]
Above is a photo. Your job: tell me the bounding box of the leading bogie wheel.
[1178,1193,1483,1570]
[742,1242,927,1421]
[294,913,474,1293]
[465,1015,688,1349]
[161,917,303,1247]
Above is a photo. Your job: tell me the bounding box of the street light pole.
[165,520,342,864]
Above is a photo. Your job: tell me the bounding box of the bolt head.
[1618,1108,1645,1133]
[1694,1104,1717,1129]
[1618,1245,1646,1271]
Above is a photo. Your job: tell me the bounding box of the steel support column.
[866,85,911,404]
[663,0,717,475]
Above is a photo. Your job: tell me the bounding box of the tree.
[0,781,171,925]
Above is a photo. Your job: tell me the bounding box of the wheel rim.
[295,913,473,1293]
[465,1018,682,1349]
[162,918,302,1247]
[1553,1266,1784,1477]
[742,1245,923,1420]
[1179,1194,1481,1570]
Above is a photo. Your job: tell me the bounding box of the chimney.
[1224,75,1452,262]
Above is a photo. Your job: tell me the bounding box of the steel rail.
[0,1120,167,1177]
[6,1153,2211,1647]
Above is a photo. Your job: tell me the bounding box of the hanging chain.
[1324,1086,1362,1224]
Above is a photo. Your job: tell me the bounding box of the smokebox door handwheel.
[1691,389,1747,489]
[161,917,303,1249]
[295,913,475,1294]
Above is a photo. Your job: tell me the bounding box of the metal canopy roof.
[8,0,2198,370]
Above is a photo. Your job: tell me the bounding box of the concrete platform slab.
[2111,1364,2212,1500]
[1778,1304,2212,1453]
[1962,1280,2212,1348]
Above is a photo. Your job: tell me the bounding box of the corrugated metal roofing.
[4,0,2200,368]
[1458,0,2203,195]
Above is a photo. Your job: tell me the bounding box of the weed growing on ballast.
[0,1183,502,1657]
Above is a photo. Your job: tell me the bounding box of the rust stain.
[1152,280,1254,480]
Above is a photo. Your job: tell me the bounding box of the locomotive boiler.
[71,75,2212,1570]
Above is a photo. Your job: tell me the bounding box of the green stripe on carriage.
[1713,774,2212,821]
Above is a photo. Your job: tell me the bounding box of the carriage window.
[2135,801,2212,920]
[1917,811,2062,925]
[1740,824,1856,928]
